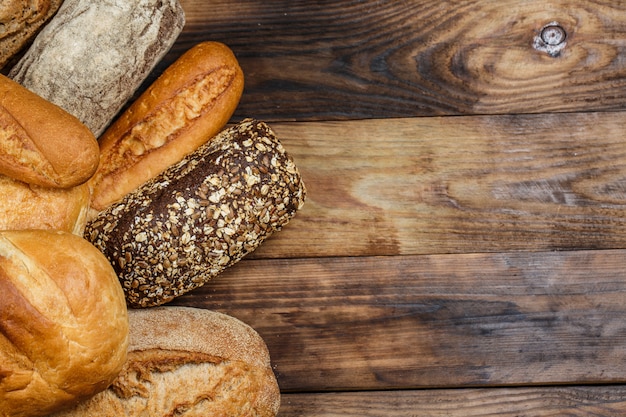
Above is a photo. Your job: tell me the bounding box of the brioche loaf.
[0,0,64,70]
[9,0,185,136]
[0,230,129,417]
[0,174,89,235]
[85,119,306,308]
[0,74,98,188]
[49,307,280,417]
[89,41,244,215]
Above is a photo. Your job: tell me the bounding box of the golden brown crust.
[88,41,244,214]
[0,230,129,417]
[0,74,99,188]
[0,174,90,235]
[49,307,281,417]
[0,0,64,69]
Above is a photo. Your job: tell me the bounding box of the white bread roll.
[0,230,129,417]
[49,307,280,417]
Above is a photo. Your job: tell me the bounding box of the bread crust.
[48,307,280,417]
[9,0,186,137]
[0,0,64,69]
[0,230,129,417]
[0,74,99,188]
[85,119,306,308]
[89,41,244,214]
[0,174,89,235]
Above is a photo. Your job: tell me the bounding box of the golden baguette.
[88,41,244,216]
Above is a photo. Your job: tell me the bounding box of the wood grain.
[248,112,626,258]
[279,386,626,416]
[164,0,626,122]
[173,250,626,391]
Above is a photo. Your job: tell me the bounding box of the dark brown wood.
[173,249,626,392]
[158,0,626,122]
[279,386,626,416]
[244,113,626,259]
[127,0,626,414]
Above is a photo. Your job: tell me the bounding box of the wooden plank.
[161,0,626,121]
[279,386,626,416]
[247,113,626,258]
[173,250,626,391]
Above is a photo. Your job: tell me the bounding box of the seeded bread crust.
[84,119,306,308]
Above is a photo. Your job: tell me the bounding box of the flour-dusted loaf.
[0,175,89,235]
[49,307,280,417]
[89,41,244,215]
[9,0,185,136]
[85,119,306,308]
[0,230,129,417]
[0,0,63,69]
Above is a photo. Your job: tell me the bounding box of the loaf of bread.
[0,0,64,70]
[0,74,98,188]
[0,230,129,417]
[0,174,89,235]
[49,307,280,417]
[89,41,244,214]
[9,0,185,136]
[85,119,306,308]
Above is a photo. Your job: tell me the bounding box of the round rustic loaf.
[85,119,306,308]
[0,230,129,417]
[48,307,281,417]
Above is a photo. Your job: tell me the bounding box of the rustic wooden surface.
[164,0,626,415]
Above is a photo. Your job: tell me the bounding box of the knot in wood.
[533,22,567,57]
[541,25,566,46]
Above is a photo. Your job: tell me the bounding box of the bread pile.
[0,1,305,416]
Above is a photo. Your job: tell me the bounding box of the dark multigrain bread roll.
[84,119,306,308]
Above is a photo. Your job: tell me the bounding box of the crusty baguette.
[49,307,280,417]
[0,74,99,188]
[88,41,244,214]
[0,0,64,70]
[0,174,89,235]
[0,230,129,417]
[85,119,306,308]
[9,0,185,136]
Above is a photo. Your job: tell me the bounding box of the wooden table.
[160,1,626,415]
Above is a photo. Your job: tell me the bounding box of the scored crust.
[48,307,281,417]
